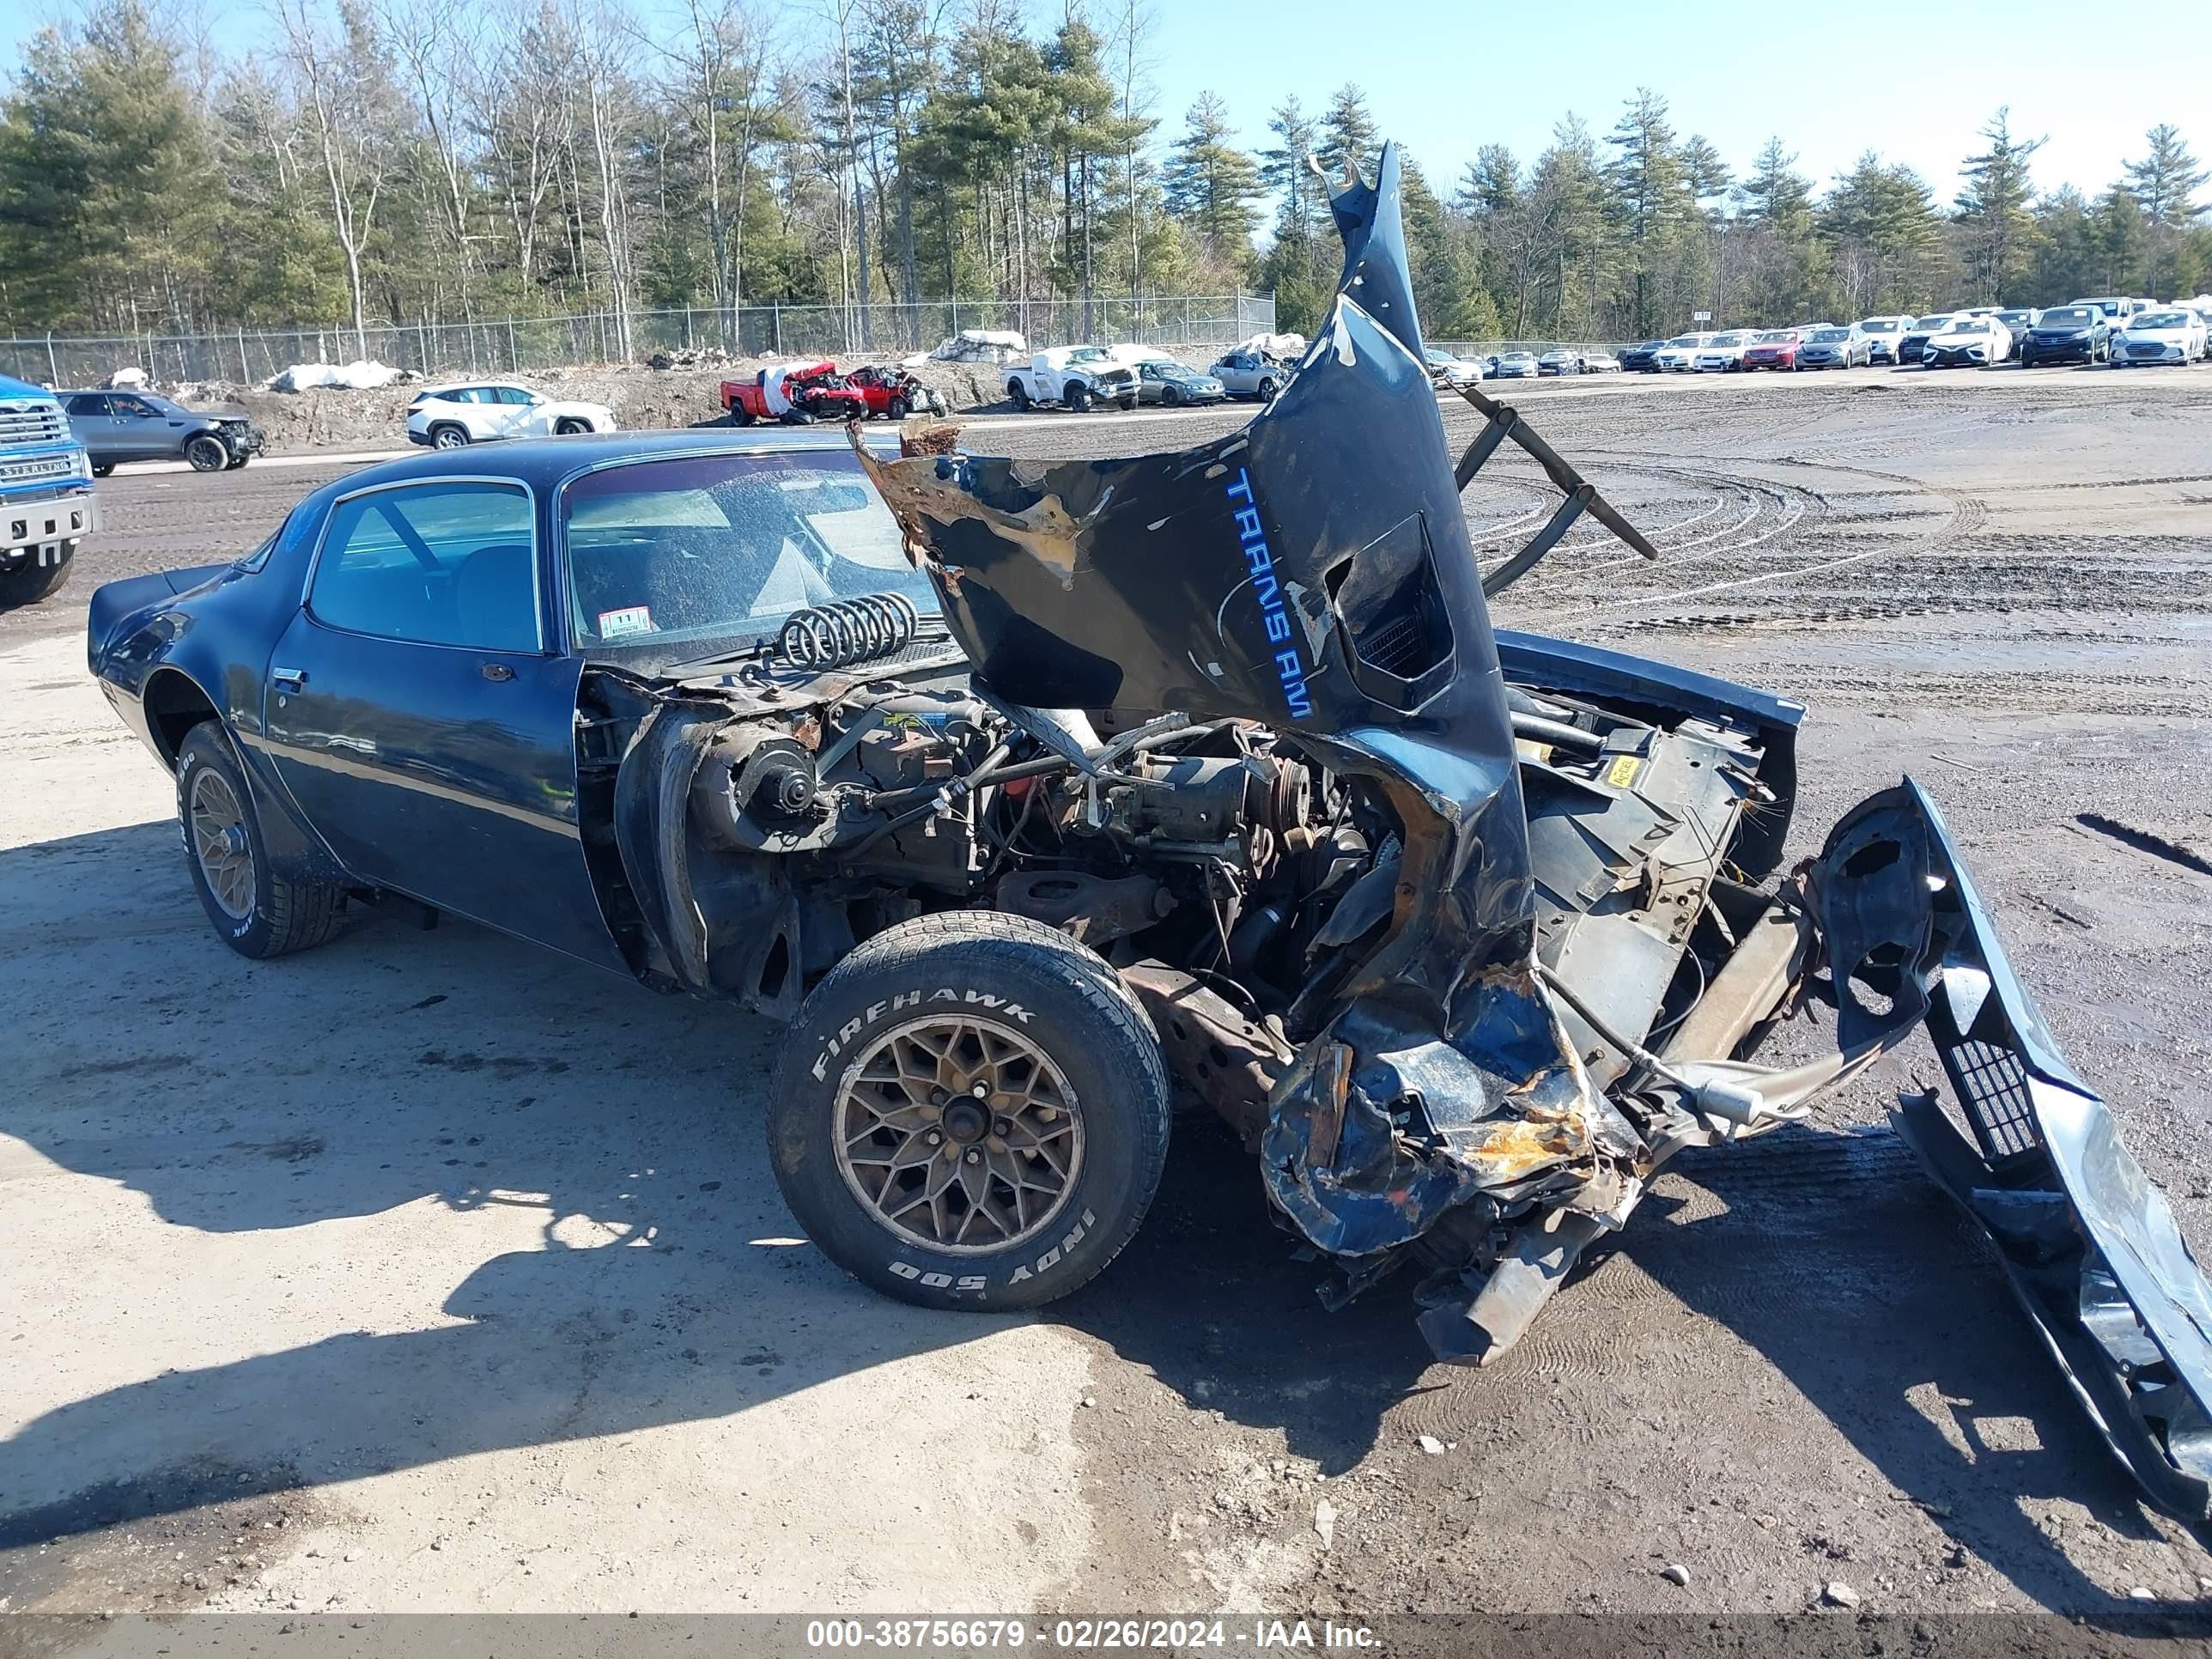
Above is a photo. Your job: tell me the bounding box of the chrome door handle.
[270,665,307,691]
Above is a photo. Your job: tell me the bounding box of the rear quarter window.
[309,481,538,651]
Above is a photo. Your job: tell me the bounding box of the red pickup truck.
[721,362,868,425]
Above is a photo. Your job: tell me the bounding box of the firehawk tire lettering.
[811,984,1036,1079]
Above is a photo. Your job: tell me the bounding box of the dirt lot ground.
[5,366,2212,1628]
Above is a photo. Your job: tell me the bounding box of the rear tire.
[430,423,470,449]
[1009,380,1030,410]
[185,434,228,472]
[732,407,757,426]
[0,550,73,609]
[553,416,588,434]
[768,911,1170,1312]
[175,724,345,960]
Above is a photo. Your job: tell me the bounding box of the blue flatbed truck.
[0,371,100,608]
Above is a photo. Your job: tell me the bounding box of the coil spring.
[777,593,919,670]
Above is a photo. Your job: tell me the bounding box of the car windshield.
[1665,337,1699,347]
[2079,300,2123,315]
[2134,312,2187,330]
[1709,333,1747,346]
[1504,352,1536,362]
[1809,329,1850,342]
[1755,331,1794,343]
[1940,319,1981,332]
[1862,319,1899,332]
[558,450,939,672]
[1911,318,1948,330]
[2038,307,2094,325]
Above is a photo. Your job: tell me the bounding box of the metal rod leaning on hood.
[1451,382,1662,596]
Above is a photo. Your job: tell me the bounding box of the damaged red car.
[84,143,2212,1546]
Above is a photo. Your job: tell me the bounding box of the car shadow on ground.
[0,822,2173,1616]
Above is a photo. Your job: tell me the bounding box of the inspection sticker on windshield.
[599,605,654,639]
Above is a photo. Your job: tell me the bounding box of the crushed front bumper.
[1882,781,2212,1540]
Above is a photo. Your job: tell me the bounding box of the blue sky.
[2,0,2188,205]
[1141,0,2180,203]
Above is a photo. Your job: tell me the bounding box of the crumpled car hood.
[857,143,1615,1261]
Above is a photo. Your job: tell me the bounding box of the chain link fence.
[0,295,1278,390]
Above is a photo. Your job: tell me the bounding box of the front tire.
[1257,377,1278,401]
[0,550,73,609]
[1066,381,1093,413]
[768,911,1170,1312]
[176,724,345,959]
[92,462,114,477]
[887,394,909,420]
[185,434,228,472]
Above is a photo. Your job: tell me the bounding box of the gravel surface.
[5,366,2211,1622]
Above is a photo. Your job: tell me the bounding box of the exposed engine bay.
[571,142,2212,1544]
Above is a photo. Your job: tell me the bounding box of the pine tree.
[1679,135,1731,205]
[1735,137,1812,233]
[1954,106,2045,301]
[1604,88,1689,337]
[1257,96,1330,334]
[1158,92,1259,264]
[2124,125,2208,229]
[0,0,220,332]
[2123,124,2207,296]
[1820,153,1948,313]
[1315,84,1377,186]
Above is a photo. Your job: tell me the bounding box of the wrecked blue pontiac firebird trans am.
[87,141,2212,1540]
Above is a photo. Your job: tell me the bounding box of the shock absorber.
[776,593,919,670]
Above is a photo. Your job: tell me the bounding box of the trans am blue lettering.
[1224,468,1311,718]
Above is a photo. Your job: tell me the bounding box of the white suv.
[404,381,618,449]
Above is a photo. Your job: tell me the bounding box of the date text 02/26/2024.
[804,1618,1381,1650]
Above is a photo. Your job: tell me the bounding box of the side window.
[495,387,537,406]
[111,397,155,419]
[309,481,538,652]
[68,394,110,417]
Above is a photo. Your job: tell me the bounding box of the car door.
[492,386,547,438]
[258,475,627,972]
[107,394,179,459]
[64,394,116,462]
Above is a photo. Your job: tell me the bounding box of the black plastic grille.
[1947,1036,2040,1164]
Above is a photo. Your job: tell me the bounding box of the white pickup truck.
[1006,347,1139,412]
